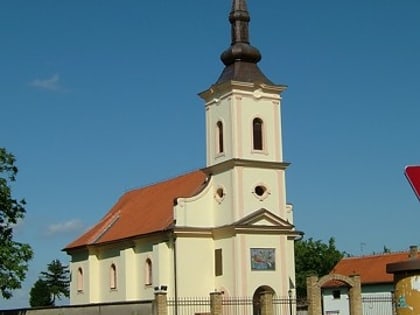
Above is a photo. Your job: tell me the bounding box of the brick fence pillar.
[349,275,362,315]
[260,290,274,315]
[210,291,223,315]
[307,276,321,315]
[154,291,168,315]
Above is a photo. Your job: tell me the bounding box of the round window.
[215,186,225,203]
[216,187,224,198]
[254,185,267,197]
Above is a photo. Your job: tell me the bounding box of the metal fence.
[362,295,393,315]
[166,295,392,315]
[168,297,211,315]
[222,297,253,315]
[167,296,304,315]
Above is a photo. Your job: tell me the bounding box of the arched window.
[145,258,152,285]
[77,267,84,292]
[217,121,224,154]
[110,264,117,290]
[253,118,263,151]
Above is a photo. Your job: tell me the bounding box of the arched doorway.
[307,274,362,315]
[253,285,275,315]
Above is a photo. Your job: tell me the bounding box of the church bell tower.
[200,0,287,168]
[198,0,299,298]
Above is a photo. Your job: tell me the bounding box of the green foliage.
[29,279,53,307]
[0,147,33,299]
[294,237,345,297]
[40,259,70,305]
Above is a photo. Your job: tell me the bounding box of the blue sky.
[1,0,420,309]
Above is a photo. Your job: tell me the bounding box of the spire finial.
[215,0,276,85]
[220,0,261,66]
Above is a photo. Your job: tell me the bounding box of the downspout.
[172,232,178,315]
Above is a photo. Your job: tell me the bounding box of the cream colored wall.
[96,247,125,302]
[205,96,233,166]
[174,176,216,227]
[87,251,100,303]
[212,234,295,298]
[237,167,287,219]
[122,247,138,300]
[243,234,293,298]
[69,251,91,305]
[175,237,214,297]
[69,238,175,304]
[176,164,288,230]
[213,237,236,295]
[205,88,283,167]
[133,240,154,299]
[209,167,287,225]
[152,242,173,296]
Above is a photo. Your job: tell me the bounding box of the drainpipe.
[172,232,178,315]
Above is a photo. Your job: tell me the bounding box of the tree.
[29,279,53,307]
[40,259,70,305]
[294,237,346,297]
[0,147,33,299]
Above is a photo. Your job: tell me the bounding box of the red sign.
[405,165,420,201]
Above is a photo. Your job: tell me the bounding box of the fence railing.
[222,297,253,315]
[168,297,211,315]
[167,296,305,315]
[362,295,393,315]
[165,294,393,315]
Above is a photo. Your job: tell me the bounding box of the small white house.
[322,251,412,315]
[64,0,302,309]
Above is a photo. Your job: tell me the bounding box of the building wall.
[231,167,287,219]
[205,88,283,166]
[174,237,214,297]
[236,233,293,298]
[69,237,171,304]
[322,284,393,315]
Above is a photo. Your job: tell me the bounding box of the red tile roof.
[328,252,412,286]
[64,170,208,251]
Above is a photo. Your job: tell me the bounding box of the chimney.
[409,245,418,259]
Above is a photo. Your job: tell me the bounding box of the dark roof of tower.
[216,0,274,85]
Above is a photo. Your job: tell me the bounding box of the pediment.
[233,208,294,229]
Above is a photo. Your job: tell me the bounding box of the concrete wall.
[0,301,152,315]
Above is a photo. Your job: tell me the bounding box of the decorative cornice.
[203,158,290,176]
[173,225,302,239]
[199,81,287,103]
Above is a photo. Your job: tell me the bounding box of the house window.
[217,121,224,154]
[215,249,223,276]
[332,290,341,299]
[145,258,152,285]
[77,267,84,292]
[253,118,263,150]
[110,264,117,290]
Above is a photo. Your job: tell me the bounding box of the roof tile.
[328,252,413,285]
[64,170,208,251]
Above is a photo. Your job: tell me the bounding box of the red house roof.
[64,170,208,251]
[329,252,412,285]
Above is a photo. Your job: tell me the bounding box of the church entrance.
[253,285,275,315]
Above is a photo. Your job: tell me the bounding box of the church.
[64,0,302,305]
